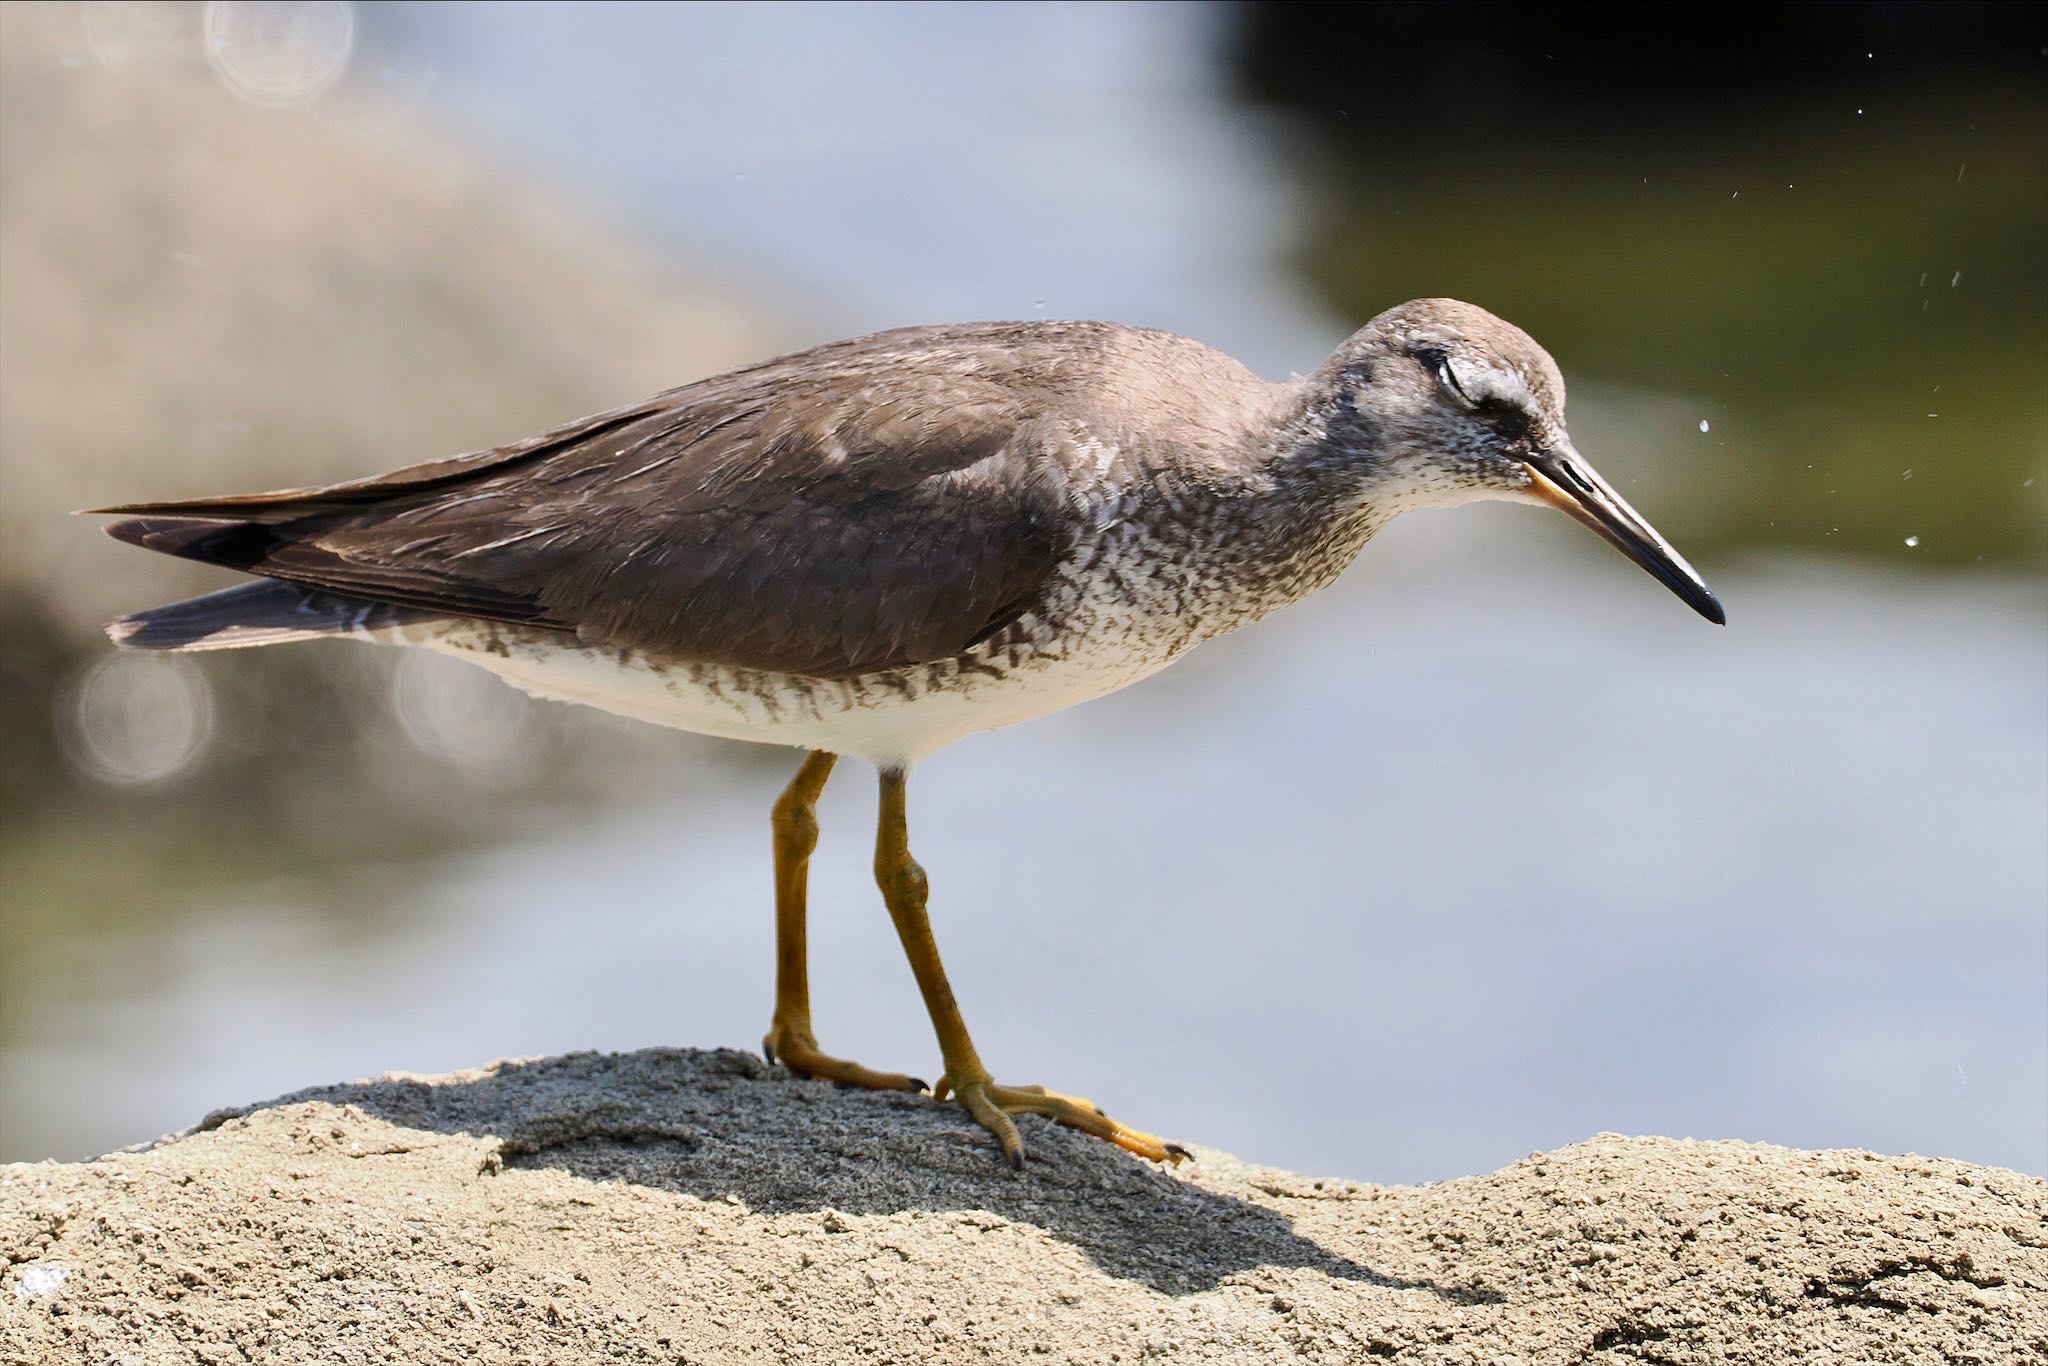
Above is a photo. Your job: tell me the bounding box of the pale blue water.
[420,0,1334,373]
[5,1,2041,1182]
[13,529,2043,1182]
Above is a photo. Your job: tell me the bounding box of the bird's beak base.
[1521,446,1725,625]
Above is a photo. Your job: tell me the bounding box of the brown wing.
[97,328,1085,678]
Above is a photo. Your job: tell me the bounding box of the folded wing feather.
[95,336,1076,679]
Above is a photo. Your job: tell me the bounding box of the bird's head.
[1311,297,1724,625]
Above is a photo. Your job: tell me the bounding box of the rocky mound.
[3,1049,2042,1363]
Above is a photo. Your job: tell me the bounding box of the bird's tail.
[106,580,427,652]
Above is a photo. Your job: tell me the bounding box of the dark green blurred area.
[1231,2,2047,567]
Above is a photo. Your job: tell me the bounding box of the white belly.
[369,505,1327,767]
[385,608,1197,768]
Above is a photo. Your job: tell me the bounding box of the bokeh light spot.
[60,653,216,787]
[81,1,200,72]
[390,649,543,778]
[203,0,354,108]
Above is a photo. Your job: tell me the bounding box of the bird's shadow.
[212,1047,1491,1302]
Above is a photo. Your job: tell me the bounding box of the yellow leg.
[761,751,921,1094]
[873,768,1187,1169]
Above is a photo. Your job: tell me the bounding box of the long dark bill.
[1523,443,1725,625]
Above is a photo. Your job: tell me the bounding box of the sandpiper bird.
[94,298,1722,1169]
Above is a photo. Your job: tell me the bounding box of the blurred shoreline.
[3,2,2041,1182]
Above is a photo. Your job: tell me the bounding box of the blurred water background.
[2,1,2042,1184]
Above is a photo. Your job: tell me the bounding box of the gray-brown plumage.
[105,320,1273,677]
[94,299,1722,1171]
[101,302,1719,682]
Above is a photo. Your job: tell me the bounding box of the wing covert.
[102,365,1077,679]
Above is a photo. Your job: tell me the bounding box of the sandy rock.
[2,1048,2042,1364]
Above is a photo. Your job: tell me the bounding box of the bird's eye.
[1422,351,1478,411]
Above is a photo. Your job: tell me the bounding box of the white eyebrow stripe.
[1445,354,1534,411]
[1475,366,1532,407]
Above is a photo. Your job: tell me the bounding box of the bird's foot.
[762,1024,925,1094]
[934,1075,1190,1169]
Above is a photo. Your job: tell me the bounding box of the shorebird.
[94,298,1722,1168]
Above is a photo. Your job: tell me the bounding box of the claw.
[762,1024,920,1094]
[942,1076,1179,1167]
[956,1080,1026,1170]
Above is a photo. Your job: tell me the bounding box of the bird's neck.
[1185,372,1500,623]
[1245,377,1403,543]
[1259,371,1497,519]
[1109,384,1398,635]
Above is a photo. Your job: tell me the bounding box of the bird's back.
[99,320,1286,679]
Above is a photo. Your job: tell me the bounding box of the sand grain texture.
[3,1049,2043,1364]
